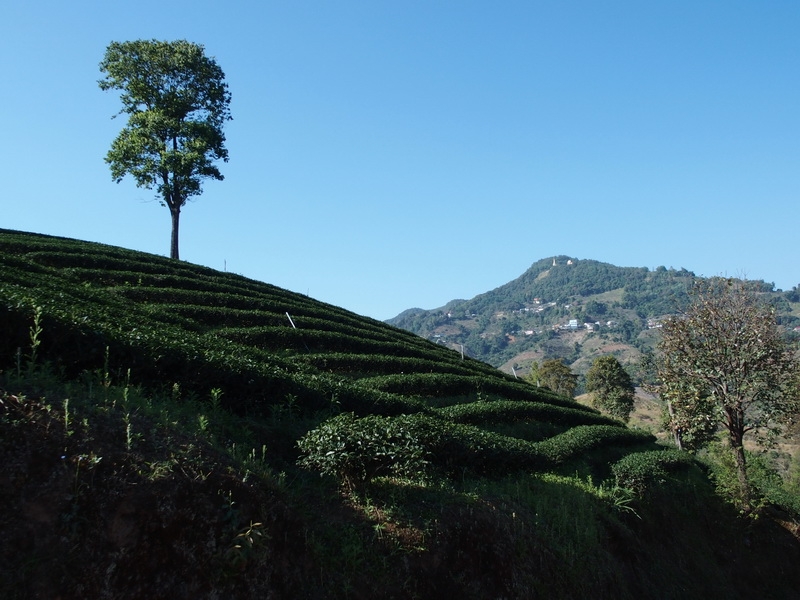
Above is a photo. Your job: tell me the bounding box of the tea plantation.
[1,229,799,599]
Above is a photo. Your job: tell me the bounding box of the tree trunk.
[729,425,752,511]
[170,207,180,260]
[666,398,683,451]
[733,443,752,511]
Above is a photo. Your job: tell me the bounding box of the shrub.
[292,353,478,378]
[296,413,431,488]
[297,412,551,484]
[438,400,619,428]
[611,449,694,496]
[537,425,653,464]
[426,418,546,475]
[358,373,580,410]
[703,443,800,514]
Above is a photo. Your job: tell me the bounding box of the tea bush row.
[0,230,152,260]
[292,352,481,378]
[477,379,582,408]
[361,372,499,398]
[162,304,285,328]
[115,286,301,313]
[23,249,197,277]
[611,449,696,496]
[437,399,620,428]
[296,412,431,487]
[359,372,586,410]
[297,412,657,486]
[297,412,545,484]
[59,266,285,300]
[1,231,583,423]
[1,236,391,329]
[4,264,438,392]
[215,326,459,364]
[538,425,653,464]
[2,302,427,422]
[1,231,455,361]
[111,284,435,355]
[0,278,417,413]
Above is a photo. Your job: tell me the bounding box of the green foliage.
[419,417,546,476]
[387,257,706,368]
[358,371,575,408]
[298,412,654,488]
[702,441,753,511]
[656,278,800,508]
[746,453,800,515]
[0,232,439,419]
[703,441,800,515]
[585,355,635,422]
[296,413,431,488]
[658,383,718,451]
[536,425,653,465]
[293,352,479,378]
[5,231,800,598]
[437,399,618,428]
[612,450,696,496]
[223,521,268,574]
[525,360,541,387]
[658,279,799,441]
[537,359,578,398]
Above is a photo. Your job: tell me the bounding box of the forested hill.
[387,256,800,376]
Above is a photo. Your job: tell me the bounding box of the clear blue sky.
[2,1,798,320]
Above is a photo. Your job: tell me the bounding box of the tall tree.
[525,361,541,387]
[99,40,232,259]
[585,355,635,422]
[536,359,578,398]
[657,278,799,510]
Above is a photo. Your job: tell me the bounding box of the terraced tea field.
[2,228,798,599]
[0,228,664,477]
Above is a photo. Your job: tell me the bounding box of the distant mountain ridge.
[387,256,799,382]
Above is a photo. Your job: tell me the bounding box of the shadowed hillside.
[2,230,799,599]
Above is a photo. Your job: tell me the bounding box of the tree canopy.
[585,355,635,422]
[99,39,232,259]
[656,278,799,509]
[528,359,578,398]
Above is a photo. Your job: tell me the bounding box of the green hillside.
[387,256,800,380]
[2,230,799,599]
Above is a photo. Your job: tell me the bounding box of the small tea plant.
[297,413,430,489]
